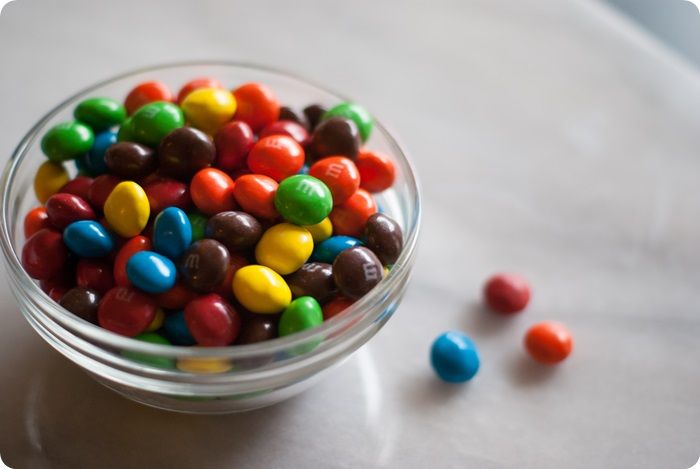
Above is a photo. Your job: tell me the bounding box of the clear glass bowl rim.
[0,61,422,359]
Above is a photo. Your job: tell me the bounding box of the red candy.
[524,321,573,364]
[24,207,51,239]
[329,189,377,237]
[309,156,361,205]
[356,150,395,193]
[177,77,223,104]
[142,176,191,214]
[232,83,280,132]
[190,168,237,215]
[88,174,122,211]
[58,176,94,201]
[260,120,309,146]
[232,174,279,219]
[247,135,305,182]
[214,121,255,172]
[322,296,355,320]
[483,273,531,314]
[184,294,241,346]
[113,236,152,287]
[98,287,158,337]
[21,229,68,280]
[215,252,249,299]
[76,259,115,295]
[45,193,96,230]
[124,81,173,115]
[40,274,75,301]
[155,281,198,310]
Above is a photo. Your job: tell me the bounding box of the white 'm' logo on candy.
[184,254,200,269]
[363,263,380,281]
[325,163,344,179]
[115,288,135,303]
[296,179,317,196]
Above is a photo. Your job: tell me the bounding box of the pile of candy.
[22,78,403,357]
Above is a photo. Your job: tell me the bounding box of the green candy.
[74,97,126,132]
[40,121,94,162]
[187,211,208,241]
[323,102,373,142]
[117,116,135,142]
[122,333,175,369]
[275,175,333,226]
[129,101,184,147]
[279,296,323,337]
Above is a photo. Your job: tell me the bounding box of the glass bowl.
[0,62,421,414]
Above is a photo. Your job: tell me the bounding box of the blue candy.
[311,235,363,263]
[63,220,114,257]
[431,331,480,383]
[298,164,310,175]
[153,207,192,259]
[126,251,177,294]
[84,130,116,175]
[164,310,196,345]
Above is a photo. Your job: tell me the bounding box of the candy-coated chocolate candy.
[323,102,373,142]
[74,97,126,131]
[232,83,279,132]
[113,235,152,287]
[143,176,191,214]
[274,175,332,226]
[58,175,93,201]
[41,121,94,162]
[153,206,192,259]
[76,258,115,295]
[524,322,573,364]
[260,120,309,146]
[63,220,114,258]
[303,104,327,131]
[236,314,278,344]
[311,235,363,264]
[176,357,232,374]
[21,229,67,280]
[214,120,255,171]
[205,211,262,252]
[184,293,241,346]
[181,87,237,135]
[298,165,310,175]
[124,81,173,115]
[187,211,208,242]
[59,287,100,323]
[104,142,157,180]
[24,207,51,239]
[164,310,196,345]
[279,106,308,128]
[179,239,231,292]
[215,252,249,299]
[308,117,360,162]
[41,277,71,301]
[155,282,198,310]
[130,101,184,147]
[122,332,175,369]
[45,193,96,229]
[329,188,377,237]
[255,223,313,275]
[83,130,117,175]
[117,116,135,142]
[98,286,157,337]
[309,156,360,205]
[484,273,531,314]
[278,296,323,337]
[286,262,336,303]
[145,308,165,332]
[158,126,215,180]
[87,174,122,210]
[126,251,177,294]
[34,161,69,203]
[233,174,279,219]
[177,77,223,104]
[356,150,396,193]
[303,217,332,243]
[247,135,305,182]
[322,295,354,320]
[190,168,236,215]
[364,213,403,265]
[232,265,291,314]
[431,331,480,383]
[332,246,383,299]
[103,181,150,237]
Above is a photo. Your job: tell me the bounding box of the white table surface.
[1,0,699,467]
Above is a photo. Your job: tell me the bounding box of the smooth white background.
[1,1,699,467]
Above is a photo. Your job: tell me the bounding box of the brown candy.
[303,104,327,131]
[178,239,231,292]
[205,211,262,252]
[308,116,360,162]
[158,127,215,180]
[332,247,383,299]
[104,142,157,180]
[236,315,278,345]
[58,287,100,323]
[364,213,403,265]
[286,262,336,303]
[279,106,308,129]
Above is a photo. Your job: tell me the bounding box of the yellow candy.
[255,223,313,275]
[232,265,292,314]
[145,308,164,332]
[34,161,69,203]
[181,87,237,134]
[303,217,333,243]
[103,181,150,237]
[177,357,232,374]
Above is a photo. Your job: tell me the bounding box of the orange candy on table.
[356,150,396,193]
[24,206,51,239]
[232,174,279,220]
[176,77,223,104]
[124,81,173,115]
[247,135,305,182]
[309,156,360,205]
[329,188,377,237]
[232,83,280,132]
[190,168,237,216]
[524,321,573,365]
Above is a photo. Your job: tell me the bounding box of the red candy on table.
[21,229,68,280]
[483,273,531,314]
[76,258,115,296]
[232,174,279,219]
[58,176,94,201]
[322,296,355,320]
[356,150,396,193]
[329,188,377,237]
[247,135,305,182]
[142,176,191,214]
[184,294,241,346]
[524,321,573,364]
[113,235,152,287]
[232,83,280,132]
[309,156,361,205]
[24,206,51,239]
[98,286,158,337]
[88,174,122,211]
[260,120,309,146]
[213,121,255,172]
[190,168,237,215]
[45,193,96,229]
[177,77,223,104]
[124,81,173,115]
[154,281,198,310]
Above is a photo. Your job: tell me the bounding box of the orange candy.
[113,235,152,287]
[232,174,279,219]
[24,206,51,239]
[232,83,280,132]
[322,296,355,320]
[177,77,223,104]
[524,321,573,364]
[190,168,237,215]
[356,150,396,193]
[247,135,305,182]
[309,156,360,205]
[328,188,377,237]
[124,81,173,115]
